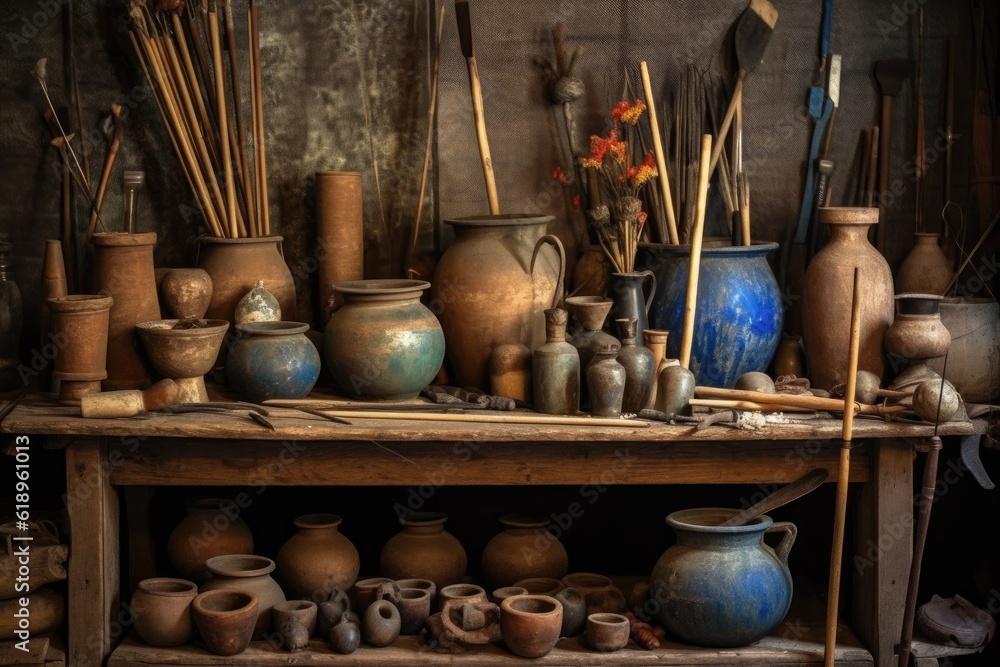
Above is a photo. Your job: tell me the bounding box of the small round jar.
[227,321,320,401]
[131,578,198,647]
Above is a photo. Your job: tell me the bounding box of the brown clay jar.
[197,236,296,323]
[895,232,953,295]
[167,498,254,582]
[802,207,894,389]
[201,554,286,637]
[480,514,569,589]
[380,512,467,590]
[48,294,113,403]
[131,577,198,647]
[275,513,360,601]
[191,589,258,656]
[160,268,213,319]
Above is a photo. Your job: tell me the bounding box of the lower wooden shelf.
[109,602,874,666]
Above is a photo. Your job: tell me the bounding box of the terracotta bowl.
[192,589,258,656]
[500,594,563,658]
[586,612,630,652]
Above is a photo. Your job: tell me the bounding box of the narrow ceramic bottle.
[615,318,655,412]
[533,308,579,415]
[587,344,625,418]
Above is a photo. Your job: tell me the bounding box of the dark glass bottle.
[0,242,23,390]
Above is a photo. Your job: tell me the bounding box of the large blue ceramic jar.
[227,321,320,401]
[650,507,796,648]
[637,241,782,388]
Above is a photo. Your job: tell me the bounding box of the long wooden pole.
[694,386,905,416]
[640,61,679,245]
[679,134,712,369]
[824,267,862,667]
[249,0,269,235]
[223,0,256,236]
[207,2,238,237]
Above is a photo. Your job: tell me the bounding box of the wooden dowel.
[296,410,650,428]
[693,386,907,416]
[249,0,270,235]
[708,72,744,177]
[824,267,862,667]
[208,3,238,237]
[680,134,712,369]
[689,399,814,413]
[467,54,499,214]
[640,61,679,244]
[222,0,256,237]
[171,12,220,169]
[739,172,751,246]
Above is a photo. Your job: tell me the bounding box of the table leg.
[853,438,912,666]
[65,439,120,667]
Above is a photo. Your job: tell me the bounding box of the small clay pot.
[276,615,310,652]
[513,577,564,597]
[271,599,317,639]
[586,612,630,652]
[48,294,113,403]
[191,589,258,656]
[160,268,213,320]
[490,342,532,403]
[350,577,392,612]
[555,587,587,637]
[913,378,960,423]
[317,589,350,638]
[201,554,286,637]
[491,586,528,605]
[362,599,401,647]
[500,594,563,658]
[330,620,361,654]
[227,321,321,402]
[561,572,626,615]
[131,577,198,647]
[135,319,229,403]
[395,587,432,634]
[438,583,488,609]
[393,578,436,603]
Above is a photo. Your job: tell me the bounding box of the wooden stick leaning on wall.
[249,0,270,235]
[207,1,239,238]
[640,61,679,244]
[222,0,257,236]
[823,266,862,667]
[679,134,712,369]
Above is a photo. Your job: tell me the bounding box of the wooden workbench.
[1,398,983,667]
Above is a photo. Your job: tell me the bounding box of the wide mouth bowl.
[588,612,629,627]
[193,590,258,616]
[502,594,560,617]
[138,577,198,597]
[205,554,275,578]
[272,599,317,614]
[439,584,486,600]
[399,511,447,527]
[666,507,771,532]
[446,213,554,228]
[137,319,230,338]
[235,321,309,337]
[48,294,114,313]
[514,578,564,595]
[333,279,430,295]
[293,513,343,530]
[562,573,613,590]
[499,513,550,529]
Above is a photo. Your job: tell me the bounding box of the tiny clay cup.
[586,612,631,652]
[395,587,433,634]
[192,590,258,656]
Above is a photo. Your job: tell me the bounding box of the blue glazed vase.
[324,279,445,400]
[227,321,320,402]
[637,241,782,388]
[650,508,796,648]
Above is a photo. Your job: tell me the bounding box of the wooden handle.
[466,55,499,214]
[693,387,907,416]
[709,72,744,177]
[842,268,863,441]
[738,172,751,246]
[876,96,892,255]
[680,134,712,369]
[640,61,679,244]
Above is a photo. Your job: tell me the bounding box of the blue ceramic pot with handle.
[637,241,782,388]
[650,507,796,648]
[227,321,320,402]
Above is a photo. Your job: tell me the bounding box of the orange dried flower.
[617,99,647,125]
[611,100,631,121]
[552,166,569,183]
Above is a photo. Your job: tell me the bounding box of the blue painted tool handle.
[794,99,834,244]
[821,0,832,58]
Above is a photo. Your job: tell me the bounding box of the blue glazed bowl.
[227,321,320,402]
[637,241,783,388]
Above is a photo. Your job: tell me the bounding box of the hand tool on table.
[455,0,500,214]
[823,267,862,667]
[708,0,778,177]
[721,468,829,526]
[896,354,949,667]
[88,104,122,242]
[693,386,906,417]
[81,379,180,419]
[874,59,911,255]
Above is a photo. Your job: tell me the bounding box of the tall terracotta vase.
[379,512,467,590]
[197,236,296,324]
[315,171,364,323]
[274,514,360,601]
[895,232,953,295]
[90,232,160,390]
[802,208,894,390]
[430,215,564,391]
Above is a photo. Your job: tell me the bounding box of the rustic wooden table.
[1,397,984,667]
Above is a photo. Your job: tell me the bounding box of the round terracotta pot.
[227,321,321,401]
[773,335,804,378]
[160,268,213,320]
[275,513,360,601]
[48,294,113,403]
[430,214,564,391]
[192,589,258,656]
[167,498,254,582]
[481,514,569,589]
[802,208,894,389]
[201,554,286,637]
[886,294,951,390]
[500,594,563,658]
[197,236,296,323]
[131,577,198,647]
[895,232,953,295]
[380,512,467,590]
[324,279,445,400]
[90,232,160,390]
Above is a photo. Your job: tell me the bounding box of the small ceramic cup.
[395,587,433,635]
[586,612,630,652]
[500,594,563,658]
[351,577,393,612]
[192,590,259,656]
[131,577,198,647]
[272,599,318,637]
[438,583,487,609]
[393,578,436,602]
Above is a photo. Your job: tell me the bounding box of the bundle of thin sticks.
[127,0,269,239]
